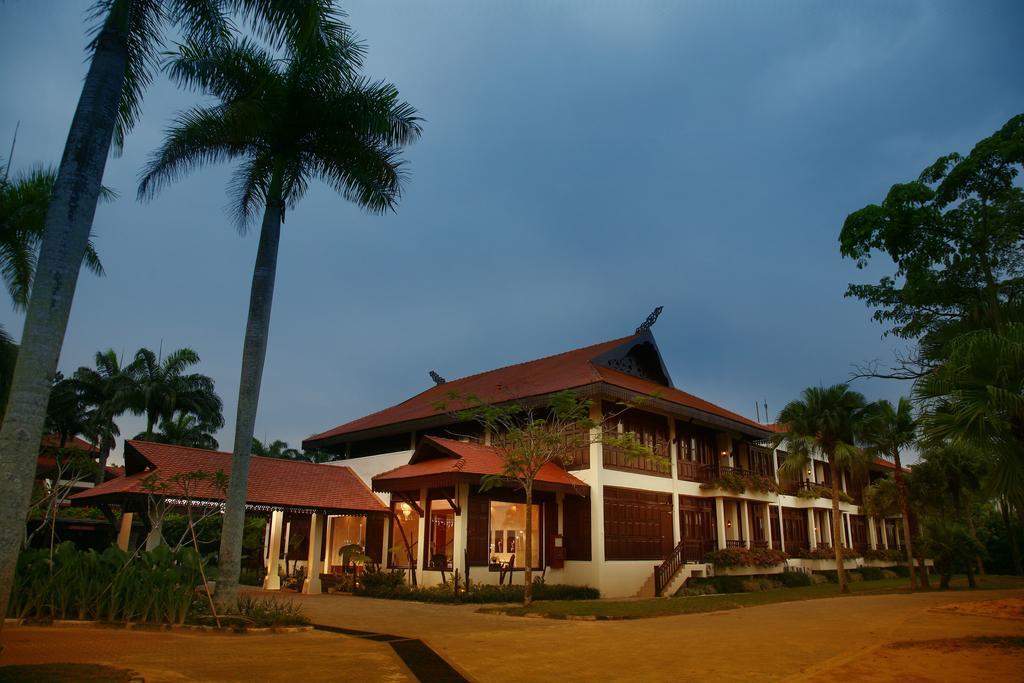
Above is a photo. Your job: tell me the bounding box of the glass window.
[488,501,540,569]
[389,500,419,568]
[426,498,455,571]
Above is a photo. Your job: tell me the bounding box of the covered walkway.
[70,440,388,593]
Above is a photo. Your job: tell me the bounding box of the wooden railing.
[676,459,709,482]
[752,540,769,549]
[725,539,747,549]
[654,539,688,597]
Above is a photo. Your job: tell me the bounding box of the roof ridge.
[440,334,636,386]
[128,439,351,469]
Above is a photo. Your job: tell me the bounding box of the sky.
[0,1,1021,464]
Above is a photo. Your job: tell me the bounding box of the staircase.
[648,539,712,597]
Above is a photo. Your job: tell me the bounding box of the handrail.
[654,539,688,597]
[654,540,707,596]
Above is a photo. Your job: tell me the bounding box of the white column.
[742,501,752,549]
[844,513,853,549]
[453,484,469,578]
[117,512,134,551]
[715,498,727,550]
[669,419,680,546]
[894,519,902,548]
[263,509,284,590]
[881,519,890,549]
[807,509,818,549]
[322,515,335,571]
[302,513,323,594]
[764,504,773,549]
[868,517,878,550]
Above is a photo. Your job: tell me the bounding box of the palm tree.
[251,437,299,459]
[0,0,341,625]
[126,347,224,439]
[138,24,420,607]
[44,373,88,448]
[0,163,106,309]
[74,350,132,484]
[140,412,220,449]
[774,384,870,593]
[861,398,919,589]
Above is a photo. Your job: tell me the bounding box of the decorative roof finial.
[429,370,446,385]
[635,306,664,335]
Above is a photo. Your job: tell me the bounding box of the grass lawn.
[479,574,1024,620]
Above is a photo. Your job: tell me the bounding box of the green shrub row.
[699,472,780,495]
[355,569,599,603]
[9,542,203,624]
[863,548,905,563]
[790,546,862,561]
[794,486,855,504]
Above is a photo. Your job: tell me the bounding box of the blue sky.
[1,1,1021,462]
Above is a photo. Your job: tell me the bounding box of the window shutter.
[365,515,385,564]
[466,492,490,566]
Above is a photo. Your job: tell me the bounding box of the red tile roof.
[306,334,766,448]
[40,434,99,454]
[70,440,386,514]
[372,436,588,494]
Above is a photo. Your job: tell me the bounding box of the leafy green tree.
[138,18,421,607]
[74,350,132,483]
[839,113,1024,374]
[0,0,342,628]
[125,347,224,440]
[861,398,920,589]
[773,385,870,593]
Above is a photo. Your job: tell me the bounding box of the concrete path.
[268,588,1024,682]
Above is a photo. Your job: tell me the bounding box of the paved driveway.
[263,588,1024,682]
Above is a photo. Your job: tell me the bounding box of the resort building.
[72,328,910,598]
[303,329,909,598]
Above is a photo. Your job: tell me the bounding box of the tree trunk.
[828,456,848,593]
[912,513,931,589]
[0,15,128,629]
[216,190,283,609]
[523,485,533,607]
[892,452,917,591]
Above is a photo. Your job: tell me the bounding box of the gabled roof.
[305,332,767,451]
[372,436,588,495]
[70,440,387,514]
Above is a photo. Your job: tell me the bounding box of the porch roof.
[70,440,388,515]
[371,435,589,495]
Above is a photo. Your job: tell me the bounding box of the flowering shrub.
[795,485,854,504]
[704,547,787,568]
[699,472,780,495]
[699,471,747,494]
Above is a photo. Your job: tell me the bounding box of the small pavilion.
[71,440,388,593]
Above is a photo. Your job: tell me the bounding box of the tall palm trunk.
[0,18,128,628]
[216,186,283,609]
[892,452,917,590]
[94,439,113,485]
[828,456,848,593]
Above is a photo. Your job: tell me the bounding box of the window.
[389,499,419,568]
[488,501,540,569]
[603,486,673,560]
[425,498,455,571]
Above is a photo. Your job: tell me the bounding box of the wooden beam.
[444,495,461,516]
[395,492,423,517]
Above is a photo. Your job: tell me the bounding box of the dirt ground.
[0,626,412,683]
[2,589,1023,682]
